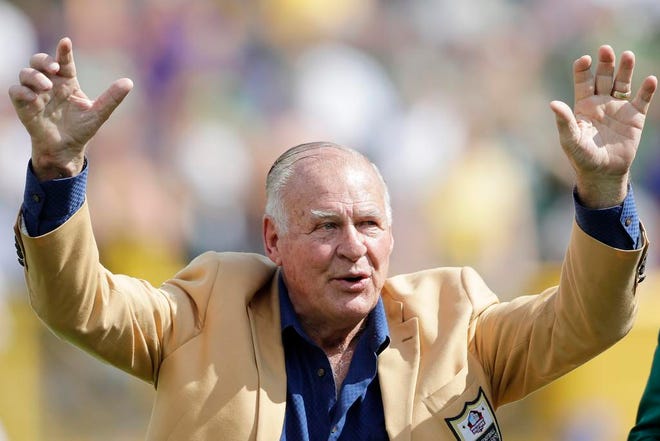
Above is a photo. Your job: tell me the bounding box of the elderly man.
[9,38,657,440]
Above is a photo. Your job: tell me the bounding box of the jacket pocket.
[422,365,474,413]
[422,371,502,440]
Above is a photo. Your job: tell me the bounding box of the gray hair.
[265,142,392,233]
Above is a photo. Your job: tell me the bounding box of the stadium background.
[0,0,659,439]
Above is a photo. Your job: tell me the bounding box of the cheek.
[289,241,336,269]
[369,236,393,265]
[310,240,337,260]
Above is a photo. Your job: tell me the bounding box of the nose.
[337,225,368,261]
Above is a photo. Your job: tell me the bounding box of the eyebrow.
[309,208,385,220]
[310,209,340,221]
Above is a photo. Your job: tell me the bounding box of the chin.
[337,292,378,315]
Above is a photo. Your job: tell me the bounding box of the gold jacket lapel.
[379,297,420,441]
[248,271,287,441]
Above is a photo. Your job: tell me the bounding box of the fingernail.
[48,62,59,71]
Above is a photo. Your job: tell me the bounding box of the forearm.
[475,220,647,406]
[16,201,171,383]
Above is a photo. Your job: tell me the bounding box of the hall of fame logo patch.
[445,387,502,440]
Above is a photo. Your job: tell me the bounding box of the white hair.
[264,142,392,233]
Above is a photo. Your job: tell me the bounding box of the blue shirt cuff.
[22,159,88,236]
[574,185,640,250]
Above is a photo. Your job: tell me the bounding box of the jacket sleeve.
[469,220,648,407]
[14,200,219,385]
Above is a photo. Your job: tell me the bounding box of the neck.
[302,318,367,395]
[302,317,366,352]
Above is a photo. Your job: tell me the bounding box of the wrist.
[30,154,85,182]
[575,174,629,208]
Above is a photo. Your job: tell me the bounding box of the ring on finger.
[612,90,631,100]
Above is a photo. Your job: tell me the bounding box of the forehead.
[284,149,386,211]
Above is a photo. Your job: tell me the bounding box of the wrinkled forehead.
[276,146,393,226]
[290,148,382,192]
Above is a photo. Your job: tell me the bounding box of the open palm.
[550,45,657,208]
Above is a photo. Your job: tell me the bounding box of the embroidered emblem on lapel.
[445,387,502,440]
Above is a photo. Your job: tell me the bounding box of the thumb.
[549,100,579,149]
[92,77,134,123]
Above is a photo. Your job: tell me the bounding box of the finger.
[8,84,38,106]
[18,67,53,92]
[90,78,134,122]
[612,50,635,97]
[573,55,595,103]
[550,100,580,146]
[631,75,658,115]
[55,37,77,79]
[29,53,60,75]
[594,45,615,96]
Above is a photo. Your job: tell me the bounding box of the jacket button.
[637,255,647,283]
[14,237,24,267]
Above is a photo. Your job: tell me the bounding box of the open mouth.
[333,272,371,290]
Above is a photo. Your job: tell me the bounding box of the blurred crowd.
[0,0,659,440]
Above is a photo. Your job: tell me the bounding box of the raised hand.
[550,45,657,208]
[8,37,133,181]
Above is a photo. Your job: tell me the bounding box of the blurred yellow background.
[0,0,659,439]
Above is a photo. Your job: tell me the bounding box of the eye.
[358,220,382,232]
[319,222,338,231]
[360,220,379,227]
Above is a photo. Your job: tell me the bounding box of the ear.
[263,215,283,265]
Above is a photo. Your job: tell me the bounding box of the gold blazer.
[14,201,648,440]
